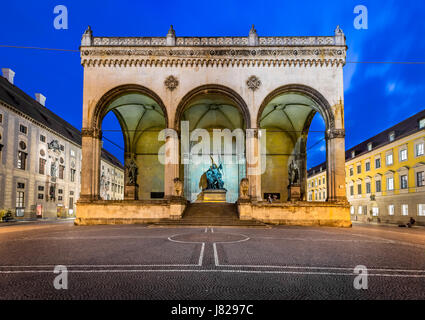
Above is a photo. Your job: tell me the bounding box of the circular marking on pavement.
[169,232,249,244]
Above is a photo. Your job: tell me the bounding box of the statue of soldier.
[289,160,300,185]
[126,159,138,185]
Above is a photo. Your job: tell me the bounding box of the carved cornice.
[81,128,102,139]
[80,47,346,68]
[326,129,345,140]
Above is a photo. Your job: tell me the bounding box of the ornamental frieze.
[81,47,345,58]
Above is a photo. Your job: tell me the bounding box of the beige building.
[76,25,351,227]
[0,68,123,220]
[308,109,425,226]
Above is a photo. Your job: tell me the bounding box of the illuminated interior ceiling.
[104,93,166,151]
[259,93,320,143]
[181,93,245,131]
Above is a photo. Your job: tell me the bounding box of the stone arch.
[91,84,169,130]
[256,84,335,130]
[175,84,251,130]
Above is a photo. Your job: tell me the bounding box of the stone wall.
[238,201,351,227]
[75,199,186,225]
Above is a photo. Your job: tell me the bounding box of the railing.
[92,36,337,47]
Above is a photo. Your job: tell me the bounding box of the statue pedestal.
[287,184,301,202]
[124,184,139,200]
[196,189,227,203]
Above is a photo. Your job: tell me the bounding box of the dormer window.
[367,143,372,151]
[351,150,355,158]
[419,118,425,129]
[389,131,395,142]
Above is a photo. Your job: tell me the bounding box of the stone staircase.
[152,203,268,228]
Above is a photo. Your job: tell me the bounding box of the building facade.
[76,25,351,227]
[0,69,124,220]
[308,110,425,226]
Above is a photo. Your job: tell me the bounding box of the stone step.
[152,202,268,228]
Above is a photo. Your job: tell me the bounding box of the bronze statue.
[289,160,300,185]
[126,159,138,185]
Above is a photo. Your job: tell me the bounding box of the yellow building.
[307,166,327,202]
[308,110,425,226]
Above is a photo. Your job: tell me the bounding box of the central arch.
[176,85,250,203]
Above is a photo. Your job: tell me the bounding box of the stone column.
[79,128,102,201]
[246,128,262,201]
[326,129,347,202]
[298,134,308,201]
[164,132,180,199]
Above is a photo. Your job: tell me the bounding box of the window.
[58,189,63,194]
[418,204,425,216]
[366,182,371,194]
[70,191,74,196]
[350,168,354,176]
[16,191,25,216]
[402,204,409,216]
[357,165,361,174]
[387,177,394,191]
[389,132,395,142]
[372,207,379,216]
[58,196,63,201]
[322,178,325,185]
[386,153,393,166]
[318,179,321,186]
[60,145,64,151]
[419,118,425,129]
[358,206,363,215]
[375,158,381,169]
[365,162,370,172]
[59,165,65,179]
[376,180,382,193]
[70,169,76,182]
[38,186,44,191]
[0,113,2,123]
[400,175,408,189]
[351,151,355,158]
[70,149,75,157]
[350,186,354,196]
[17,183,25,189]
[357,184,362,195]
[417,171,424,187]
[17,151,27,170]
[367,143,373,151]
[416,143,424,157]
[399,149,408,162]
[388,205,395,216]
[350,206,355,215]
[38,194,44,200]
[19,124,27,134]
[40,135,46,143]
[39,158,46,175]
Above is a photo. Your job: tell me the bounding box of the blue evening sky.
[1,0,424,168]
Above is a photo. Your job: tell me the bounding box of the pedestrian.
[267,194,273,204]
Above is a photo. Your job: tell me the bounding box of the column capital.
[326,128,345,140]
[246,128,260,138]
[81,127,102,139]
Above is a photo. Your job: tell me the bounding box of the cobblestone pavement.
[0,221,424,299]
